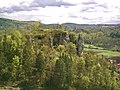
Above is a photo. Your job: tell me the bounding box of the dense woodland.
[41,23,120,51]
[0,18,120,90]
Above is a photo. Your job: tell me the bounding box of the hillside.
[63,23,120,30]
[0,18,37,30]
[40,23,120,30]
[1,18,120,30]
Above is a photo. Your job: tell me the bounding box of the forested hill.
[1,18,120,30]
[40,23,120,30]
[63,23,120,30]
[0,18,38,30]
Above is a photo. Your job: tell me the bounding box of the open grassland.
[84,44,120,57]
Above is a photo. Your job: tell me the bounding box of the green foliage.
[0,18,42,30]
[33,51,45,85]
[53,30,67,46]
[56,45,66,53]
[22,37,35,81]
[83,28,120,51]
[52,58,66,90]
[0,28,119,90]
[67,42,77,55]
[69,32,77,43]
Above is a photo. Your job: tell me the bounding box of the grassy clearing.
[84,44,120,57]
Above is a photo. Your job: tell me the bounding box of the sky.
[0,0,120,24]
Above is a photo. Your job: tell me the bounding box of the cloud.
[106,19,120,24]
[0,0,75,14]
[79,2,111,13]
[30,0,75,8]
[116,15,120,19]
[0,1,38,14]
[81,7,96,12]
[107,15,120,24]
[0,5,37,13]
[68,15,79,18]
[82,0,97,5]
[0,13,6,18]
[81,17,90,20]
[0,0,120,24]
[97,4,108,9]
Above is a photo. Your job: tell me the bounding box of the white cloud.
[0,0,32,7]
[0,0,120,24]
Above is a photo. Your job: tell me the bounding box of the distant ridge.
[0,18,36,30]
[62,23,120,30]
[0,18,120,30]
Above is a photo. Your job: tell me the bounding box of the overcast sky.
[0,0,120,24]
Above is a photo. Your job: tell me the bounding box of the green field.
[84,44,120,57]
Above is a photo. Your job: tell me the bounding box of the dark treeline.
[0,28,119,90]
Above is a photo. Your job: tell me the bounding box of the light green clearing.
[84,44,120,57]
